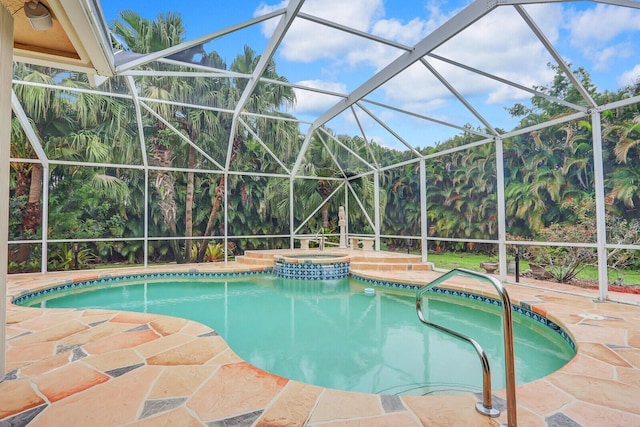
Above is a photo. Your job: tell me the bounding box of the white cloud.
[567,4,640,46]
[258,1,640,131]
[289,80,347,114]
[256,0,384,63]
[378,5,563,108]
[618,65,640,88]
[566,4,640,70]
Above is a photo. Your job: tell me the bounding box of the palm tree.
[196,46,296,261]
[12,65,69,262]
[112,10,231,263]
[12,64,134,265]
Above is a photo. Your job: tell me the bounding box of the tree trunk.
[321,203,330,229]
[185,146,195,262]
[150,139,184,264]
[155,171,184,264]
[318,179,330,228]
[17,163,43,263]
[196,174,225,262]
[197,135,241,262]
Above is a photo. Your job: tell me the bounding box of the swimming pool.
[19,274,575,396]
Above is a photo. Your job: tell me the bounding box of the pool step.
[348,254,423,264]
[237,250,432,272]
[235,255,275,267]
[241,250,280,260]
[349,261,432,271]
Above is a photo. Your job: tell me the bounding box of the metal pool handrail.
[415,268,517,427]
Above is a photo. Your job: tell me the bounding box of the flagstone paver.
[3,256,640,426]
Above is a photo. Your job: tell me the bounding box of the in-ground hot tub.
[273,253,351,279]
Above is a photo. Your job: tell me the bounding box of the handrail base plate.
[476,401,500,418]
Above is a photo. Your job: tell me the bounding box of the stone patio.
[2,256,640,426]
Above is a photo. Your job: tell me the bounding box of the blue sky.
[100,1,640,149]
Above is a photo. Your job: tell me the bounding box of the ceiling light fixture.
[24,1,53,31]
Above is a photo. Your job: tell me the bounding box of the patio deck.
[2,254,640,426]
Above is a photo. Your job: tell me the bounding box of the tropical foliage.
[8,12,639,279]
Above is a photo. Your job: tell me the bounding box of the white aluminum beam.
[261,77,348,98]
[1,5,13,377]
[374,170,381,250]
[40,167,50,273]
[122,69,243,79]
[500,111,588,140]
[361,98,493,138]
[297,12,410,51]
[422,138,493,161]
[346,169,376,181]
[318,127,376,171]
[420,58,498,136]
[11,92,49,164]
[515,5,597,109]
[140,102,225,170]
[125,76,149,168]
[496,138,508,282]
[349,105,380,170]
[427,52,588,113]
[116,9,286,73]
[156,58,250,79]
[238,117,291,174]
[140,97,234,116]
[294,182,345,234]
[581,0,640,8]
[420,158,428,263]
[309,0,496,131]
[144,169,149,267]
[348,183,375,231]
[13,79,133,100]
[591,111,609,301]
[233,0,305,116]
[290,175,295,248]
[601,95,640,111]
[355,102,423,156]
[378,157,422,173]
[243,111,312,125]
[317,134,350,180]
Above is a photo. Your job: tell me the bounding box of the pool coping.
[3,262,640,426]
[11,269,578,356]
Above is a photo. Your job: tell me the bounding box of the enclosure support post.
[289,176,295,249]
[223,172,229,263]
[41,167,50,273]
[591,110,608,301]
[344,182,349,243]
[420,158,428,263]
[374,170,380,251]
[495,137,508,281]
[125,76,149,267]
[144,170,149,267]
[0,3,14,377]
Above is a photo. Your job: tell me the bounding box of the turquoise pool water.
[25,275,575,395]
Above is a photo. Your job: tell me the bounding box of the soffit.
[1,0,114,76]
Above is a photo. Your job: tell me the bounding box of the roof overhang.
[1,0,114,78]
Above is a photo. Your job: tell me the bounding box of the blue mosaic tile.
[12,270,270,305]
[274,261,350,280]
[350,273,576,351]
[12,269,576,352]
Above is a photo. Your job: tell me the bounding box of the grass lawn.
[424,252,640,286]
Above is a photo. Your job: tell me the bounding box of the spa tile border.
[274,259,350,279]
